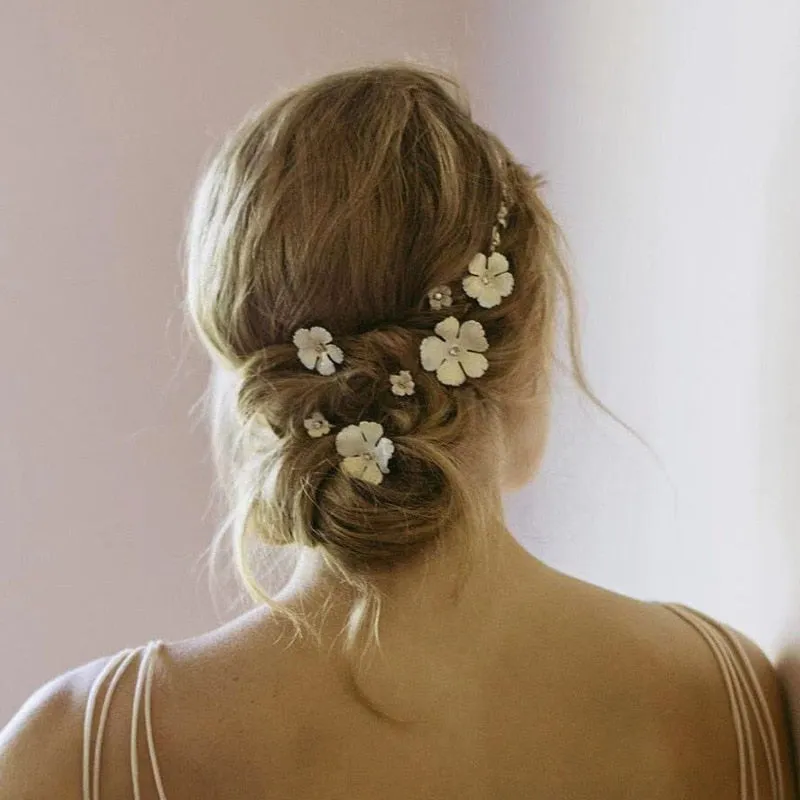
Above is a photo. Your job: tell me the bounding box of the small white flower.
[335,421,395,485]
[419,316,489,387]
[303,412,331,438]
[293,326,344,376]
[389,370,415,397]
[462,252,515,309]
[427,285,453,310]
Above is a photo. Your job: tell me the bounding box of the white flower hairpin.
[389,370,415,397]
[427,285,453,311]
[420,316,489,387]
[335,421,395,485]
[293,326,344,376]
[303,412,331,438]
[463,252,515,309]
[461,194,514,309]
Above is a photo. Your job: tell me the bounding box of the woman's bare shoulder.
[0,652,114,800]
[536,569,797,796]
[630,599,796,796]
[658,602,797,796]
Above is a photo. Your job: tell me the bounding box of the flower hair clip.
[420,316,489,387]
[427,285,453,311]
[301,413,396,485]
[336,421,394,485]
[293,326,344,375]
[462,196,514,309]
[304,411,331,438]
[389,370,415,397]
[463,251,514,309]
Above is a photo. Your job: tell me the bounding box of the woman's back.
[69,561,795,799]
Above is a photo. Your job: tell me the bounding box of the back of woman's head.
[186,63,572,654]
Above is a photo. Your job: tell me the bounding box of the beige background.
[2,0,798,726]
[0,0,467,722]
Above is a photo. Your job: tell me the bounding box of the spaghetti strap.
[82,640,169,800]
[660,602,786,800]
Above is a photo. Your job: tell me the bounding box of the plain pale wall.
[464,1,800,655]
[0,0,466,723]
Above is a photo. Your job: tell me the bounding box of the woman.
[1,64,796,799]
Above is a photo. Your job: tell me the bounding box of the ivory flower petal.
[458,320,489,353]
[434,316,460,340]
[359,421,385,449]
[292,328,317,351]
[420,336,449,372]
[297,346,320,371]
[373,437,395,473]
[460,351,489,379]
[334,424,369,458]
[361,461,384,485]
[486,253,510,277]
[341,455,370,481]
[437,359,466,387]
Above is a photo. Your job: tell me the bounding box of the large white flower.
[462,252,514,309]
[293,326,344,375]
[419,316,489,387]
[335,421,395,485]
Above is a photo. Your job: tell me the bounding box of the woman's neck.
[275,520,547,658]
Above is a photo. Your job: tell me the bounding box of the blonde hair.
[185,64,593,708]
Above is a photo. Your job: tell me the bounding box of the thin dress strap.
[82,640,169,800]
[661,602,785,800]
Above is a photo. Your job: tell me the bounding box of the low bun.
[274,430,457,570]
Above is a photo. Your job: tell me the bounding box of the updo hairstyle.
[186,64,582,665]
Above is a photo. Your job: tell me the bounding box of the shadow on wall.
[761,69,800,635]
[777,647,800,788]
[767,45,800,779]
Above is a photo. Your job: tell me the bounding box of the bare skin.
[1,520,796,799]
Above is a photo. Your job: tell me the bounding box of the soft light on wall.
[465,0,800,655]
